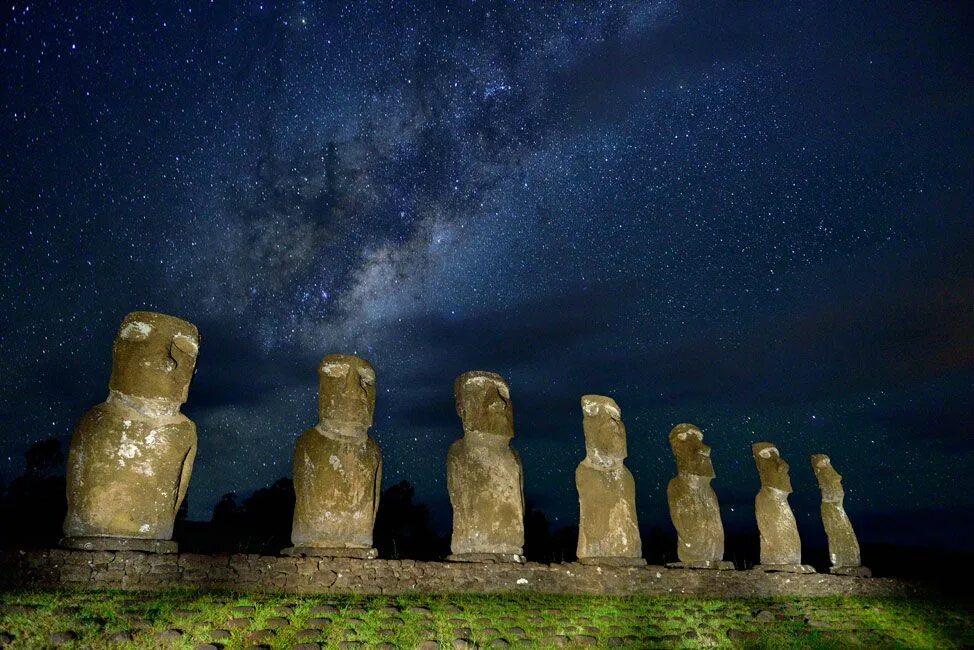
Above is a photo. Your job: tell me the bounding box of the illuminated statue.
[666,423,732,569]
[63,311,200,552]
[287,354,382,558]
[811,454,871,576]
[575,395,644,565]
[447,371,525,563]
[751,442,814,573]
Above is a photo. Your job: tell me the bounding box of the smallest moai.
[575,395,645,566]
[751,442,815,573]
[811,454,871,577]
[666,424,733,569]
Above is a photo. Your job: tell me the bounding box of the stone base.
[61,536,177,554]
[831,565,872,577]
[752,564,816,574]
[281,546,378,559]
[667,560,735,570]
[447,552,526,564]
[578,557,647,567]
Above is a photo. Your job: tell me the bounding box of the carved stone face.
[581,395,627,464]
[108,311,199,403]
[318,354,376,429]
[669,423,715,478]
[811,454,844,502]
[454,371,514,438]
[752,442,792,493]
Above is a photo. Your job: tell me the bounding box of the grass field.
[0,590,971,649]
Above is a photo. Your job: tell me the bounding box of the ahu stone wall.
[0,550,920,598]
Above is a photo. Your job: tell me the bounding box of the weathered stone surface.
[447,371,524,559]
[575,396,643,564]
[751,564,816,574]
[0,549,922,597]
[63,311,200,549]
[752,442,814,573]
[291,354,381,553]
[832,565,872,577]
[666,560,735,570]
[666,423,725,567]
[448,552,524,564]
[811,454,870,576]
[62,536,177,553]
[283,546,378,559]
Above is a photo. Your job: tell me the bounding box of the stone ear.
[170,335,198,369]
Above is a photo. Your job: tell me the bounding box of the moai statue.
[575,395,645,566]
[751,442,815,573]
[286,354,382,558]
[665,423,733,569]
[811,454,871,577]
[447,371,525,563]
[63,311,200,553]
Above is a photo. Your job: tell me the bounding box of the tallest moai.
[63,311,200,553]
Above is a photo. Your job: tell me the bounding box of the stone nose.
[342,367,362,393]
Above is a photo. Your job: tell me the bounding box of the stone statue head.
[669,423,715,478]
[454,371,514,438]
[108,311,200,403]
[752,442,792,493]
[810,454,844,502]
[317,354,376,431]
[581,395,627,467]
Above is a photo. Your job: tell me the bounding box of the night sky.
[2,2,972,552]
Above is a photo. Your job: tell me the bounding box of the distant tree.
[550,525,578,564]
[524,505,577,563]
[212,492,241,527]
[25,438,64,477]
[239,478,295,554]
[2,438,67,548]
[374,481,447,560]
[524,506,553,562]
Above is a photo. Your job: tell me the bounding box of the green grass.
[0,590,971,648]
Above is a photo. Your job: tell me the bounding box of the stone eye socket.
[759,448,773,459]
[357,367,375,386]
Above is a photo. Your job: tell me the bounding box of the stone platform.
[0,550,923,597]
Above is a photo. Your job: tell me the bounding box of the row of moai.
[61,311,870,576]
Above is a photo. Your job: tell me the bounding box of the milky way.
[1,2,971,549]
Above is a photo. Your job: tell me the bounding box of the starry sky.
[2,2,972,551]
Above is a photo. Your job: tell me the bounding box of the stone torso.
[447,436,524,555]
[821,502,861,568]
[667,474,723,563]
[64,401,197,540]
[755,487,801,565]
[291,428,381,548]
[576,461,641,559]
